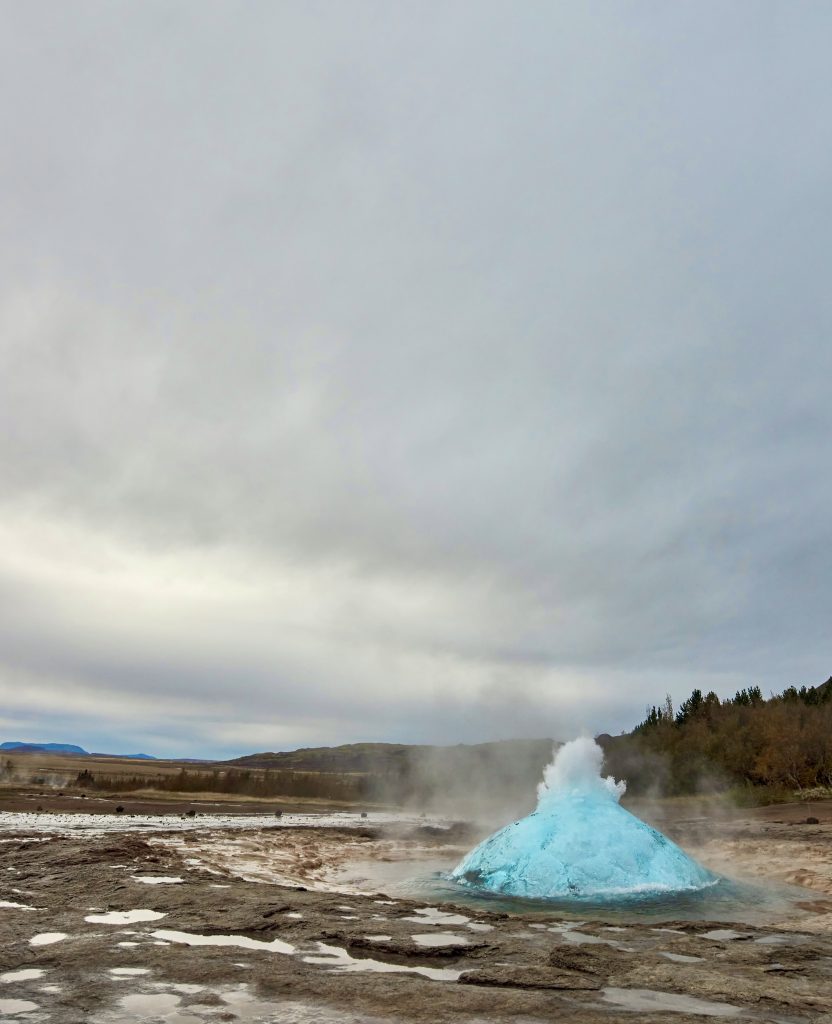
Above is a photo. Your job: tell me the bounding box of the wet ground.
[1,810,831,1023]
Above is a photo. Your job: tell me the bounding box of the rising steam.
[536,735,626,804]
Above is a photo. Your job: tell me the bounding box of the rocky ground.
[2,812,832,1023]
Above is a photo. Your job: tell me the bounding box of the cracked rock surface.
[1,824,831,1023]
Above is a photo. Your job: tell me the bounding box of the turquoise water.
[448,737,714,901]
[450,790,714,900]
[395,737,816,926]
[414,871,801,925]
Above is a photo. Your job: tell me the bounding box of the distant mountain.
[229,741,429,772]
[227,738,556,814]
[227,738,554,774]
[91,752,158,761]
[1,741,88,754]
[1,741,157,760]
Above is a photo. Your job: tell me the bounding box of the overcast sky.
[1,2,830,758]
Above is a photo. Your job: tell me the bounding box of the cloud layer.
[1,3,830,756]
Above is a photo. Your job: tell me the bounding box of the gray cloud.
[0,2,830,756]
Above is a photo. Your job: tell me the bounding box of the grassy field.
[1,750,215,786]
[0,750,373,813]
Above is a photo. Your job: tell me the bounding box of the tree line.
[73,766,370,803]
[67,676,832,807]
[72,739,553,813]
[602,676,832,798]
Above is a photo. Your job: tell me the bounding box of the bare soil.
[0,782,366,817]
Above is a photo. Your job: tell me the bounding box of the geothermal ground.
[1,803,831,1023]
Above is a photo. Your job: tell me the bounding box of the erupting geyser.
[451,737,715,900]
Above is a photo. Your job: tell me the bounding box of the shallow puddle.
[401,906,469,926]
[30,932,67,946]
[117,992,200,1022]
[701,929,751,942]
[86,909,167,925]
[131,876,184,885]
[303,941,463,981]
[1,969,45,983]
[152,928,295,955]
[755,933,808,946]
[91,982,403,1023]
[411,932,469,947]
[0,999,39,1015]
[556,929,609,945]
[602,986,742,1016]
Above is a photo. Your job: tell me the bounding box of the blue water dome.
[451,737,714,899]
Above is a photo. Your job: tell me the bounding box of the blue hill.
[1,742,157,760]
[91,752,157,760]
[1,741,88,754]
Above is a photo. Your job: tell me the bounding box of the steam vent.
[451,737,714,899]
